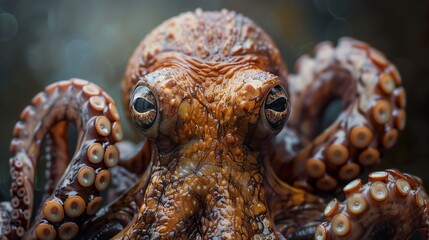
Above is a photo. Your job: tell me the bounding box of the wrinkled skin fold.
[0,9,428,240]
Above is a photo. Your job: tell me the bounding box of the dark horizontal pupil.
[134,97,156,113]
[266,97,286,112]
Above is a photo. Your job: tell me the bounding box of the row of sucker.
[282,38,407,193]
[42,121,70,203]
[315,169,429,239]
[0,79,123,240]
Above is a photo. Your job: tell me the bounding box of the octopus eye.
[264,85,290,131]
[131,85,157,129]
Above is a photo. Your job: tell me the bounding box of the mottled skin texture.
[0,9,428,240]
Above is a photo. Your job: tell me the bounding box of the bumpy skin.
[0,9,428,240]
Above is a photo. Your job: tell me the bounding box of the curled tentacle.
[315,169,429,239]
[116,140,151,176]
[78,160,154,239]
[42,121,71,201]
[107,166,139,202]
[263,157,326,239]
[274,38,406,193]
[0,79,123,240]
[105,140,151,202]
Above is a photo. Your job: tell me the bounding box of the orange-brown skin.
[118,9,288,238]
[0,9,428,240]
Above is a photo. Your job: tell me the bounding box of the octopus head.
[126,9,290,159]
[130,66,290,155]
[123,10,292,237]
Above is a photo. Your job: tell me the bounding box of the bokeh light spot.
[0,13,19,42]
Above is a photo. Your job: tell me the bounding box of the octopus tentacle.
[78,163,154,239]
[105,140,151,202]
[263,157,326,239]
[0,202,13,238]
[315,169,429,239]
[43,121,70,201]
[76,140,155,239]
[107,166,139,202]
[275,38,406,193]
[116,140,152,176]
[29,127,71,228]
[0,79,123,240]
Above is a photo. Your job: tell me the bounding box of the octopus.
[0,9,428,240]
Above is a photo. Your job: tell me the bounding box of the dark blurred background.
[1,0,428,199]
